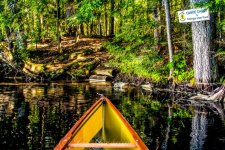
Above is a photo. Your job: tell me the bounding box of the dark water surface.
[0,82,225,150]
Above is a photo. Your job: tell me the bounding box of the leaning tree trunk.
[191,0,217,89]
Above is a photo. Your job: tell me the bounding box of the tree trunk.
[5,27,14,51]
[164,0,174,79]
[109,0,115,37]
[56,0,62,53]
[104,1,108,36]
[153,1,161,51]
[40,14,44,43]
[80,24,84,36]
[98,14,102,36]
[191,0,216,88]
[90,21,94,36]
[75,25,80,43]
[192,21,212,84]
[66,1,73,36]
[131,0,135,22]
[118,0,123,33]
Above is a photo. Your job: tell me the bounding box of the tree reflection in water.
[0,83,224,150]
[190,109,207,150]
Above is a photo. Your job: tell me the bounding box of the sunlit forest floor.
[28,37,109,64]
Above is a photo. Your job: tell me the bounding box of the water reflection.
[0,83,224,150]
[190,109,207,150]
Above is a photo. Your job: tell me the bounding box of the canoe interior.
[68,101,103,147]
[55,97,148,150]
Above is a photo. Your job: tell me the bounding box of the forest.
[1,1,225,149]
[0,0,225,89]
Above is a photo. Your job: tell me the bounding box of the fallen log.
[208,86,225,101]
[189,85,225,101]
[23,55,88,76]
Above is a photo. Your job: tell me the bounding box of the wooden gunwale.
[68,143,136,148]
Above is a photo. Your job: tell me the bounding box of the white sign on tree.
[178,8,210,23]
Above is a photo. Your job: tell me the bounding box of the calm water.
[0,82,224,150]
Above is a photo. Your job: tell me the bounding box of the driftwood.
[189,85,225,101]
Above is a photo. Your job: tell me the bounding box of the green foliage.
[104,5,168,82]
[172,104,193,119]
[68,0,103,24]
[0,32,3,41]
[14,48,30,61]
[0,0,223,83]
[170,53,194,82]
[85,63,95,70]
[83,48,93,55]
[114,19,156,43]
[14,33,29,61]
[219,20,225,31]
[105,42,166,82]
[219,76,225,83]
[150,100,161,112]
[28,106,40,124]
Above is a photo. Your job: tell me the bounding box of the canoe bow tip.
[97,93,106,101]
[96,92,104,97]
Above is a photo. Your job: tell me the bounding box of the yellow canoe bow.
[54,96,149,150]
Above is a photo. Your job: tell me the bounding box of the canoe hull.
[54,97,148,150]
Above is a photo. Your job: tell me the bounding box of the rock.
[141,84,153,91]
[114,82,129,89]
[89,75,111,82]
[95,68,116,77]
